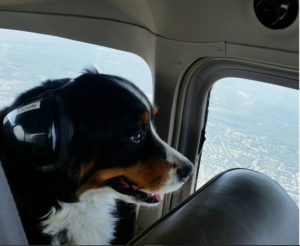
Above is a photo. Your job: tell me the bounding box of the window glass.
[197,77,299,206]
[0,28,152,108]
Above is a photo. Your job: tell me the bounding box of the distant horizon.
[0,28,153,108]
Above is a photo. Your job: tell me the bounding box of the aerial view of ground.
[197,78,299,206]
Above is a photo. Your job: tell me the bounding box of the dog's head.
[59,70,194,205]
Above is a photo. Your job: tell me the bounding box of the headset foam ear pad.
[2,99,58,166]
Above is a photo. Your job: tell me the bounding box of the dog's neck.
[41,187,118,245]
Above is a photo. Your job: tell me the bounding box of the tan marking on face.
[152,105,159,116]
[139,111,150,123]
[76,162,94,180]
[76,157,171,198]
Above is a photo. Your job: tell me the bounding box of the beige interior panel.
[226,43,299,68]
[0,0,298,52]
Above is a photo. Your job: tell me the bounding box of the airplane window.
[196,77,299,206]
[0,28,153,109]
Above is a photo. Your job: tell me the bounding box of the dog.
[0,68,194,245]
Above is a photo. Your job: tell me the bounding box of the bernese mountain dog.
[0,68,194,245]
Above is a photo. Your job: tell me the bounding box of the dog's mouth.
[107,176,163,204]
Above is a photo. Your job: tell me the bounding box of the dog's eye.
[130,131,144,143]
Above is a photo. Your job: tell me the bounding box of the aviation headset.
[2,83,74,174]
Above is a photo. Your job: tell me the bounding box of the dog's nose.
[176,162,194,182]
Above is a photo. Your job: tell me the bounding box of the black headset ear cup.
[2,99,59,167]
[2,80,74,172]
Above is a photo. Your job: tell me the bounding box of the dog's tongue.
[155,194,164,202]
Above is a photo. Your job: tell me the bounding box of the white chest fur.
[41,188,118,245]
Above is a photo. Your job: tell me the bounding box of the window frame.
[167,57,299,211]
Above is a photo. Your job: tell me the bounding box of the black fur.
[0,70,166,244]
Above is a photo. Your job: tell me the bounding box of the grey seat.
[0,162,28,245]
[129,168,299,245]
